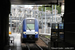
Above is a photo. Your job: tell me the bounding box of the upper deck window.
[26,19,35,30]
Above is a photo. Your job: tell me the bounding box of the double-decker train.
[20,18,39,43]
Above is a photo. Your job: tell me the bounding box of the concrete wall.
[64,0,75,46]
[0,0,11,49]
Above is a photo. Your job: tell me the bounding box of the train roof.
[25,17,36,19]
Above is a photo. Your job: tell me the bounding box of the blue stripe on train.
[23,19,27,38]
[35,19,39,38]
[35,19,39,32]
[35,34,38,38]
[23,19,26,32]
[23,34,27,38]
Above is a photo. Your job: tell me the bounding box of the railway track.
[39,35,50,45]
[21,38,48,50]
[26,43,43,50]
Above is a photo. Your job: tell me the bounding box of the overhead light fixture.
[30,20,31,21]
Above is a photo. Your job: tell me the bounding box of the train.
[20,18,39,43]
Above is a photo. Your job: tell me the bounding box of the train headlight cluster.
[35,32,38,34]
[23,32,26,34]
[56,26,58,29]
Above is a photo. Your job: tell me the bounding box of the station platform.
[39,33,51,35]
[4,33,49,50]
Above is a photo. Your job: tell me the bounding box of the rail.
[26,43,43,50]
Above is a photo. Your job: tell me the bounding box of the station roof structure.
[40,14,61,19]
[11,0,64,5]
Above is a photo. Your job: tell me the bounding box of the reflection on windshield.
[27,24,34,30]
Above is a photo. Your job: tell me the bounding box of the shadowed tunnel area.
[0,0,75,50]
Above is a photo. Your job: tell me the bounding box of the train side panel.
[22,19,27,38]
[35,19,39,38]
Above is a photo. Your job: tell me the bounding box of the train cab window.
[52,24,58,29]
[59,23,64,29]
[59,32,64,40]
[27,24,34,30]
[26,19,35,30]
[55,24,58,29]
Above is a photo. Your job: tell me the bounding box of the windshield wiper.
[27,26,31,31]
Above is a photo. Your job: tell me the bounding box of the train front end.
[22,18,39,42]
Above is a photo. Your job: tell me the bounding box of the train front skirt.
[22,34,38,40]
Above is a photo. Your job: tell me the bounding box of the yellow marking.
[9,31,11,34]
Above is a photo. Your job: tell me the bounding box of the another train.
[20,18,39,43]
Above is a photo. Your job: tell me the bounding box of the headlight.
[23,32,26,34]
[35,32,38,34]
[56,26,58,29]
